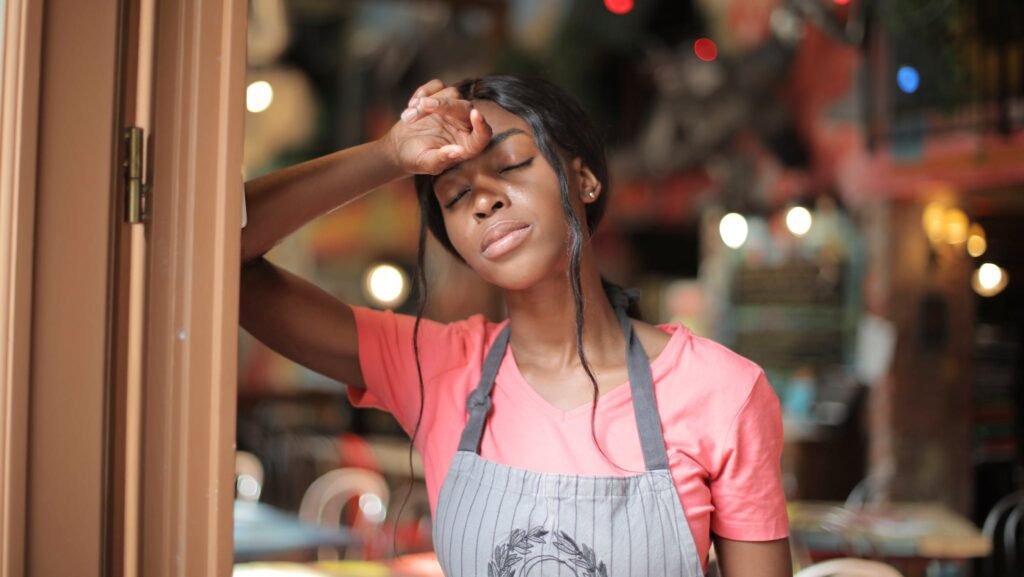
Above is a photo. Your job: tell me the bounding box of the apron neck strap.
[614,303,671,471]
[457,292,671,472]
[455,323,510,457]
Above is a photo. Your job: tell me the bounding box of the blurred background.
[232,1,1024,575]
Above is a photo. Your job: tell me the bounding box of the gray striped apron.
[433,297,705,577]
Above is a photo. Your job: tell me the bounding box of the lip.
[480,220,532,259]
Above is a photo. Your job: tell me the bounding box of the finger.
[419,97,473,129]
[465,108,493,153]
[400,94,471,125]
[409,79,446,106]
[411,86,462,112]
[425,86,461,102]
[400,107,419,123]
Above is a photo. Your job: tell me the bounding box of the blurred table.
[234,501,360,561]
[789,501,992,561]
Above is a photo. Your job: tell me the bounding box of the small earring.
[587,190,596,198]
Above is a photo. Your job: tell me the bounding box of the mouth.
[480,221,532,260]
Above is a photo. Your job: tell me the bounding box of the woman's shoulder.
[631,319,674,360]
[352,306,507,370]
[440,312,510,363]
[650,321,767,403]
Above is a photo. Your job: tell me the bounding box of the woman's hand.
[380,79,493,177]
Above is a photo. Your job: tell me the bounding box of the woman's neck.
[503,253,625,373]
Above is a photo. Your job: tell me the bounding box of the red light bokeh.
[604,0,634,15]
[694,38,718,62]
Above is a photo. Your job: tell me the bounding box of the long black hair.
[393,75,639,554]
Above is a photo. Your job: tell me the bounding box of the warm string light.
[922,200,1006,296]
[719,199,1006,298]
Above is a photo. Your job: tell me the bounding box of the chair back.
[299,467,390,560]
[981,489,1024,577]
[793,558,903,577]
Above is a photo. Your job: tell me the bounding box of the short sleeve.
[709,370,790,541]
[348,306,470,435]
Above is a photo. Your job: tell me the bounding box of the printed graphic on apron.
[487,526,609,577]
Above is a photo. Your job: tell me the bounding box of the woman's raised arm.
[238,79,491,389]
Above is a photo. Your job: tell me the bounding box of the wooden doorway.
[0,0,246,575]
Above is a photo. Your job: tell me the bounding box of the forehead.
[473,99,532,138]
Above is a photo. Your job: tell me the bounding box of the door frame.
[0,0,43,575]
[138,0,246,575]
[0,0,246,575]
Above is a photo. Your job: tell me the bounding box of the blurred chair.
[793,558,903,577]
[299,467,390,561]
[980,489,1024,577]
[235,450,265,502]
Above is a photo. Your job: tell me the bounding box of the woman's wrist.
[371,131,409,182]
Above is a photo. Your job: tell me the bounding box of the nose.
[472,185,507,220]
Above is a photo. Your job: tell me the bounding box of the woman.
[240,75,792,577]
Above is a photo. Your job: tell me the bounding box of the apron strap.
[456,323,511,453]
[615,302,671,471]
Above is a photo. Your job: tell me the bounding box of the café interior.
[232,0,1024,576]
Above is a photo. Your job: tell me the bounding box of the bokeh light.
[786,206,813,237]
[604,0,634,15]
[944,208,968,244]
[694,38,718,62]
[364,263,409,308]
[967,224,987,257]
[973,263,1009,297]
[246,80,274,113]
[719,213,749,249]
[897,65,920,94]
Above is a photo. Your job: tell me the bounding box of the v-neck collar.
[493,323,689,422]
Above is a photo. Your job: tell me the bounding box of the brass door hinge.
[124,126,150,223]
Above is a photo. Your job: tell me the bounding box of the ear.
[572,158,602,204]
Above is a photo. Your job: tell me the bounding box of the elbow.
[240,231,270,267]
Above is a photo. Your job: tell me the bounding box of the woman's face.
[432,99,600,290]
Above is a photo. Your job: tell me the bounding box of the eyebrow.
[435,128,530,180]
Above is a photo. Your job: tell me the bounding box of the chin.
[470,249,568,293]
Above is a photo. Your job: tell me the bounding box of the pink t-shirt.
[348,306,789,570]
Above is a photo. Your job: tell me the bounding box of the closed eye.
[499,157,534,174]
[444,187,470,210]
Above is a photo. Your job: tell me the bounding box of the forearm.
[713,535,793,577]
[241,137,405,263]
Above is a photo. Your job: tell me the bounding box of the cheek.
[440,214,473,259]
